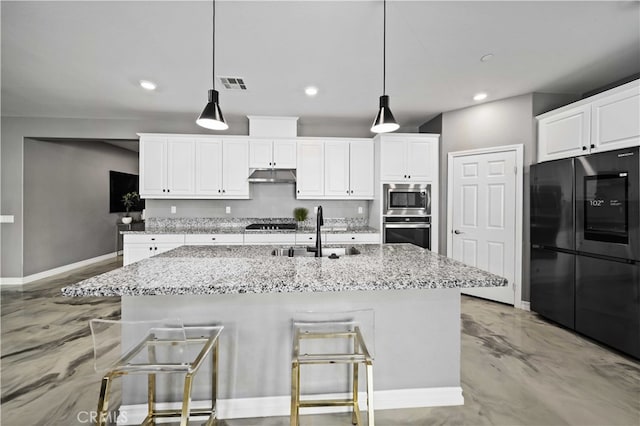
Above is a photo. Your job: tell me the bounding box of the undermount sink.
[271,246,360,257]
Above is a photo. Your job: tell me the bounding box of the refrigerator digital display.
[584,174,628,244]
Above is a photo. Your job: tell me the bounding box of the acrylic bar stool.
[89,319,223,426]
[290,310,375,426]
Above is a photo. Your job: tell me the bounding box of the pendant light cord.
[383,0,386,95]
[212,0,216,90]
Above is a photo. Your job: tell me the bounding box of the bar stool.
[290,310,375,426]
[89,319,223,426]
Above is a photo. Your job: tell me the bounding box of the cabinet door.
[538,105,591,162]
[244,233,296,245]
[349,140,374,198]
[139,137,167,196]
[297,140,325,198]
[166,138,195,195]
[249,140,273,168]
[195,139,223,196]
[154,243,182,256]
[324,141,350,198]
[591,85,640,153]
[406,138,436,181]
[222,140,250,198]
[380,139,406,181]
[123,244,153,266]
[273,140,297,168]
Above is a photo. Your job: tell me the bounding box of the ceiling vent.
[219,77,247,90]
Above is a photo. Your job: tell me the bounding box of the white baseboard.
[0,252,117,286]
[518,301,531,311]
[119,387,463,424]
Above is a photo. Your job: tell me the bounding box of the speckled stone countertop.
[121,226,379,235]
[62,244,507,297]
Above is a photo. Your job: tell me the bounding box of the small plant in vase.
[293,207,309,228]
[121,192,140,224]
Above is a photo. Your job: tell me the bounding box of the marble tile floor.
[1,258,638,426]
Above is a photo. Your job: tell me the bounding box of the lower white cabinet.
[184,234,244,245]
[123,234,185,266]
[244,233,296,245]
[296,233,316,244]
[325,233,381,244]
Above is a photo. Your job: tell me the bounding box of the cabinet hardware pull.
[269,162,272,166]
[149,247,152,251]
[218,189,221,193]
[273,162,276,166]
[154,247,157,250]
[351,237,355,240]
[404,175,407,178]
[582,146,587,151]
[297,190,300,194]
[408,175,411,179]
[222,189,226,193]
[151,238,155,241]
[163,189,166,192]
[212,237,216,240]
[167,189,170,192]
[346,190,349,194]
[350,190,354,194]
[590,144,595,149]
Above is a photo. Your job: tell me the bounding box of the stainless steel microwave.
[383,183,431,216]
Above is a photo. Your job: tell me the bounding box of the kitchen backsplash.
[144,184,369,219]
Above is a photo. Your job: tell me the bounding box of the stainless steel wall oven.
[383,183,432,249]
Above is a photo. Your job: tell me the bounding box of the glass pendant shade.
[371,95,399,133]
[196,89,228,130]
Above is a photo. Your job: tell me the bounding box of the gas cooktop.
[245,223,297,231]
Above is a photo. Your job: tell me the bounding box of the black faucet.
[307,205,324,257]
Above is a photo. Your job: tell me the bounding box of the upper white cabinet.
[140,135,249,199]
[538,105,591,161]
[249,139,296,168]
[296,140,324,198]
[537,79,639,162]
[379,134,439,182]
[140,136,195,196]
[324,140,374,199]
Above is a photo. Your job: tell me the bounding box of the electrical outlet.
[171,206,177,214]
[226,206,231,214]
[358,206,363,214]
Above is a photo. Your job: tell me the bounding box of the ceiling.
[2,1,639,132]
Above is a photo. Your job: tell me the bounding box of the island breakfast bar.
[63,244,506,421]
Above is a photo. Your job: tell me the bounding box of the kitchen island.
[63,244,506,421]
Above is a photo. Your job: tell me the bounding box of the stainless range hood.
[247,169,296,183]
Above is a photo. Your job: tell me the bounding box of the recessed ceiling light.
[139,80,157,91]
[473,93,488,101]
[305,86,318,97]
[480,53,494,62]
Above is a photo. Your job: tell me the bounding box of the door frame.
[446,144,524,309]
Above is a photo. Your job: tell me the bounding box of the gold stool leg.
[290,361,299,426]
[96,375,112,426]
[366,362,374,426]
[352,362,361,425]
[206,339,219,426]
[180,373,194,426]
[147,373,156,425]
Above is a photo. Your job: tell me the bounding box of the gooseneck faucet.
[315,205,323,257]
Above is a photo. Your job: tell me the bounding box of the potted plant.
[121,192,140,224]
[293,207,309,226]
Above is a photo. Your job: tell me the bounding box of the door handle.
[453,229,463,234]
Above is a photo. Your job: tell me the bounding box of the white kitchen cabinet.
[379,135,439,182]
[537,79,640,162]
[184,234,244,245]
[324,233,381,244]
[296,140,324,198]
[140,137,195,197]
[538,105,591,162]
[222,140,250,197]
[123,234,185,265]
[324,141,350,197]
[296,233,316,244]
[193,139,249,198]
[591,84,640,152]
[249,139,297,169]
[244,233,296,245]
[349,140,375,198]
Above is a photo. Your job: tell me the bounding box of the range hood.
[247,169,296,183]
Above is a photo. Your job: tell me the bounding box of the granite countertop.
[121,226,379,235]
[62,244,507,297]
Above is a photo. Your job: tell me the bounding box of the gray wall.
[23,139,138,276]
[146,184,367,219]
[1,115,374,278]
[421,92,578,303]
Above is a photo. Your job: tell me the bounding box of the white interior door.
[450,150,517,305]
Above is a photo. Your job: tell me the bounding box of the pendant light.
[371,0,399,133]
[196,0,228,131]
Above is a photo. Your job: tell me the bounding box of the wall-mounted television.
[109,170,145,213]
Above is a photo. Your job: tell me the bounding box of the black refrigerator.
[531,146,639,358]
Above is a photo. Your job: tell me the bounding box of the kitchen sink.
[271,246,360,257]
